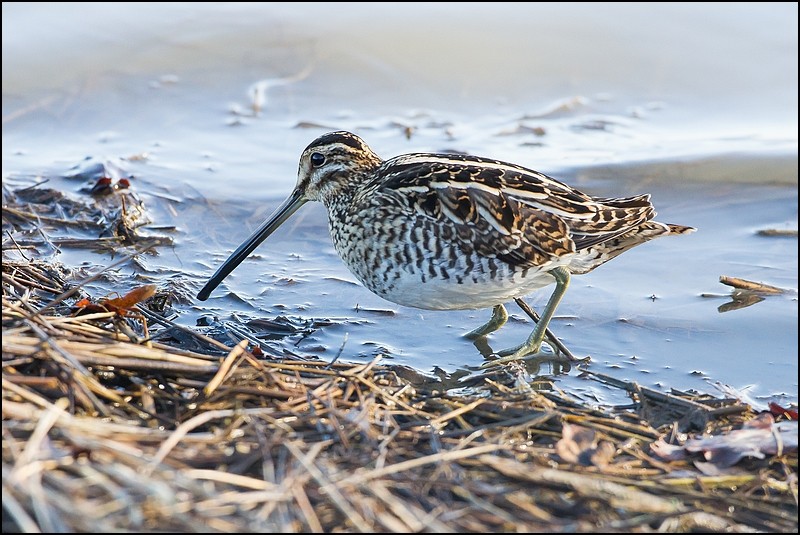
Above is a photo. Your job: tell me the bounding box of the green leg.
[465,304,508,339]
[489,267,571,364]
[513,297,585,362]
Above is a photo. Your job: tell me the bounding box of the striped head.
[196,131,381,300]
[296,131,384,206]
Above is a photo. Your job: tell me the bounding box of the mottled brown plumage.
[198,131,695,361]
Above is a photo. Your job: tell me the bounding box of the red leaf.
[769,402,798,420]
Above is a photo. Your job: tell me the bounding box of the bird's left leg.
[513,296,586,362]
[484,267,571,366]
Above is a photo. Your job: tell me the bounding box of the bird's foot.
[480,341,553,368]
[480,341,589,369]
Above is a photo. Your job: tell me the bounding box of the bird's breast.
[325,209,563,310]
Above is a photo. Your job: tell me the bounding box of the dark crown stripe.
[305,131,365,151]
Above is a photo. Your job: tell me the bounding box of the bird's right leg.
[464,303,508,339]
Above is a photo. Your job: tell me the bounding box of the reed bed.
[2,259,797,533]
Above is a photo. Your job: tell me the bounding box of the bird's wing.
[372,154,656,268]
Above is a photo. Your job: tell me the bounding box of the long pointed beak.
[197,189,307,301]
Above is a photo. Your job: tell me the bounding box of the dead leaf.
[651,413,798,469]
[555,423,616,468]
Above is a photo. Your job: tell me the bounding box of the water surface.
[3,3,797,406]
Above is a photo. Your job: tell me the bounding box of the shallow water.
[3,3,797,406]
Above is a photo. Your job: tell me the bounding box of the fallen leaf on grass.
[651,413,798,470]
[768,402,798,420]
[555,423,616,468]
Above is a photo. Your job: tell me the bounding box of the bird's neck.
[320,162,382,212]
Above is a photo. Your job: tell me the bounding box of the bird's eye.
[310,152,326,167]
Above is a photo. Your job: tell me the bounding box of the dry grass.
[2,258,797,533]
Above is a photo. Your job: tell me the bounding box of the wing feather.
[372,154,659,269]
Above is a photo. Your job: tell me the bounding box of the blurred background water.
[3,2,797,406]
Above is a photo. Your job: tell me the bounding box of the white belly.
[373,268,558,310]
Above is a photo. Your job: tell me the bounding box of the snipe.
[198,131,694,362]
